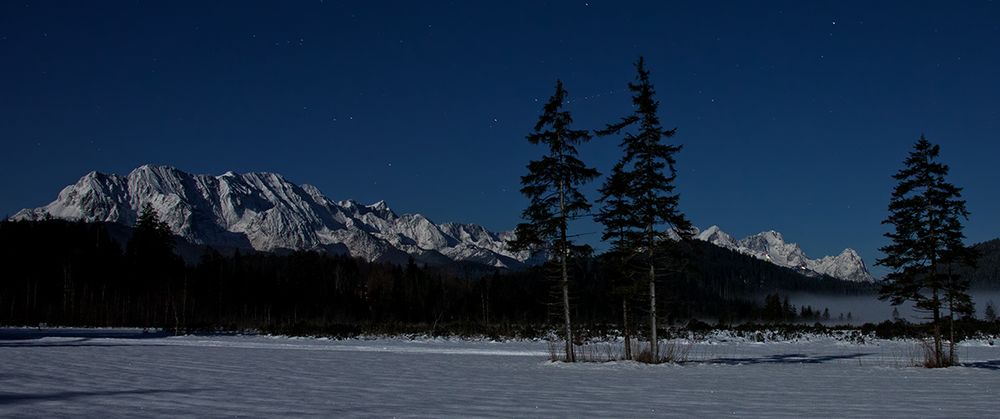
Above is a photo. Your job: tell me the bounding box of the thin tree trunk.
[562,265,573,362]
[623,297,632,360]
[63,264,71,323]
[947,265,957,365]
[649,260,656,362]
[559,179,575,362]
[948,300,955,365]
[648,222,657,362]
[481,290,489,327]
[171,298,180,336]
[932,288,943,367]
[182,274,188,334]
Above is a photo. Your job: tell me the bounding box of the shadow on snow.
[0,388,214,406]
[0,328,170,343]
[962,360,1000,370]
[0,337,171,348]
[688,352,872,366]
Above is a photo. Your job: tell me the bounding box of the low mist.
[786,290,1000,325]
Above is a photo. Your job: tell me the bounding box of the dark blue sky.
[2,1,998,272]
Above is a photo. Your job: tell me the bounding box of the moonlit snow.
[1,329,996,417]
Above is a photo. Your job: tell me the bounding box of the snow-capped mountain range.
[12,165,872,282]
[695,226,873,282]
[13,165,535,268]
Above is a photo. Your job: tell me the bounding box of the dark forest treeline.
[1,219,872,335]
[957,239,1000,289]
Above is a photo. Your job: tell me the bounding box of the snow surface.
[1,329,997,417]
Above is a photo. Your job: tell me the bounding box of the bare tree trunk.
[481,290,488,327]
[649,260,657,362]
[648,222,657,363]
[948,301,955,365]
[171,298,180,336]
[561,265,573,362]
[559,179,575,362]
[623,297,632,360]
[63,264,72,324]
[182,274,188,334]
[947,265,956,365]
[931,288,943,367]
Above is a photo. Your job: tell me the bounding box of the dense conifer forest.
[0,219,873,336]
[961,239,1000,289]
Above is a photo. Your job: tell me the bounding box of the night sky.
[2,1,999,273]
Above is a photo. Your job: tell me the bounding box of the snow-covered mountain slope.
[13,166,873,280]
[695,225,874,283]
[13,165,531,268]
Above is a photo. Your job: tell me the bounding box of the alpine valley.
[13,165,873,282]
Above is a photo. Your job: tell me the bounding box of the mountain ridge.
[14,165,532,269]
[695,225,873,282]
[14,165,872,281]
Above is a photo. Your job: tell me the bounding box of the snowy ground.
[1,329,997,417]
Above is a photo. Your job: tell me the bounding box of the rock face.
[14,165,531,268]
[13,165,873,281]
[695,225,874,283]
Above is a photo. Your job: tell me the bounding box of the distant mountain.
[695,225,874,283]
[13,166,874,282]
[14,165,534,268]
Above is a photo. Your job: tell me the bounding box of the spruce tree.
[127,203,180,329]
[597,56,693,362]
[509,80,600,362]
[877,135,975,367]
[129,203,175,258]
[596,162,639,359]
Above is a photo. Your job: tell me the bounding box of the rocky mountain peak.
[14,166,532,269]
[695,225,873,282]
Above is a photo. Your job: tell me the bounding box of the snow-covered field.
[1,329,997,417]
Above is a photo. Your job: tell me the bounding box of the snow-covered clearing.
[1,328,997,417]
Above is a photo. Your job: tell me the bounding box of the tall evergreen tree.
[128,203,175,260]
[877,135,975,367]
[597,56,693,362]
[938,180,978,363]
[127,203,181,328]
[596,162,636,251]
[508,80,600,362]
[596,162,639,359]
